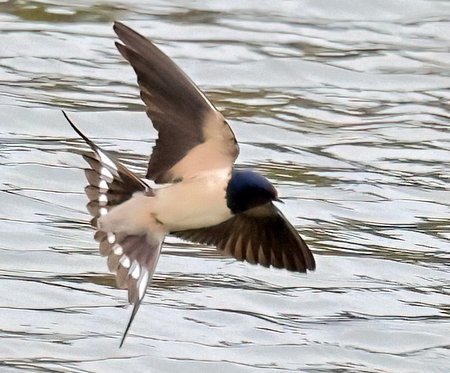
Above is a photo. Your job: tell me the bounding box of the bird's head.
[226,170,280,214]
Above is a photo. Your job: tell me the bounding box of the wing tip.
[113,20,150,48]
[306,254,316,272]
[297,239,316,272]
[113,21,129,37]
[114,41,129,60]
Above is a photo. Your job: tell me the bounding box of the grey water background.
[0,1,449,372]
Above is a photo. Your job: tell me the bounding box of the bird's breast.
[153,170,233,231]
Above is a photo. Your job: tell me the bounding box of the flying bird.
[65,21,315,347]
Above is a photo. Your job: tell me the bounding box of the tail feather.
[64,111,163,347]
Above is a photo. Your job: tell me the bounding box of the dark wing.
[64,111,163,347]
[173,203,315,272]
[114,22,239,183]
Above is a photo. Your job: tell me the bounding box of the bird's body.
[100,168,233,234]
[153,168,233,231]
[65,21,315,346]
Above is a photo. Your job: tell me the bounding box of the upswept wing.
[114,22,239,183]
[174,203,316,272]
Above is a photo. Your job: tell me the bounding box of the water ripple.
[0,1,449,372]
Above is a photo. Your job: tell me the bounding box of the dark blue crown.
[226,170,278,214]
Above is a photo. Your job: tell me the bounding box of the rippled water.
[1,1,449,372]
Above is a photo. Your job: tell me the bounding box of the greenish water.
[0,1,449,372]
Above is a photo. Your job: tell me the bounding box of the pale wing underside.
[114,22,239,183]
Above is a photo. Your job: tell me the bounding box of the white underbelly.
[153,172,233,231]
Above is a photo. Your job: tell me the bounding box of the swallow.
[65,21,315,347]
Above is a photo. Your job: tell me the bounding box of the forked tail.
[63,111,162,347]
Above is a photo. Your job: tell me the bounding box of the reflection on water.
[0,1,449,372]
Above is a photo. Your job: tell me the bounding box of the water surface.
[0,1,449,372]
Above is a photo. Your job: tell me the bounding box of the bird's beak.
[274,197,284,204]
